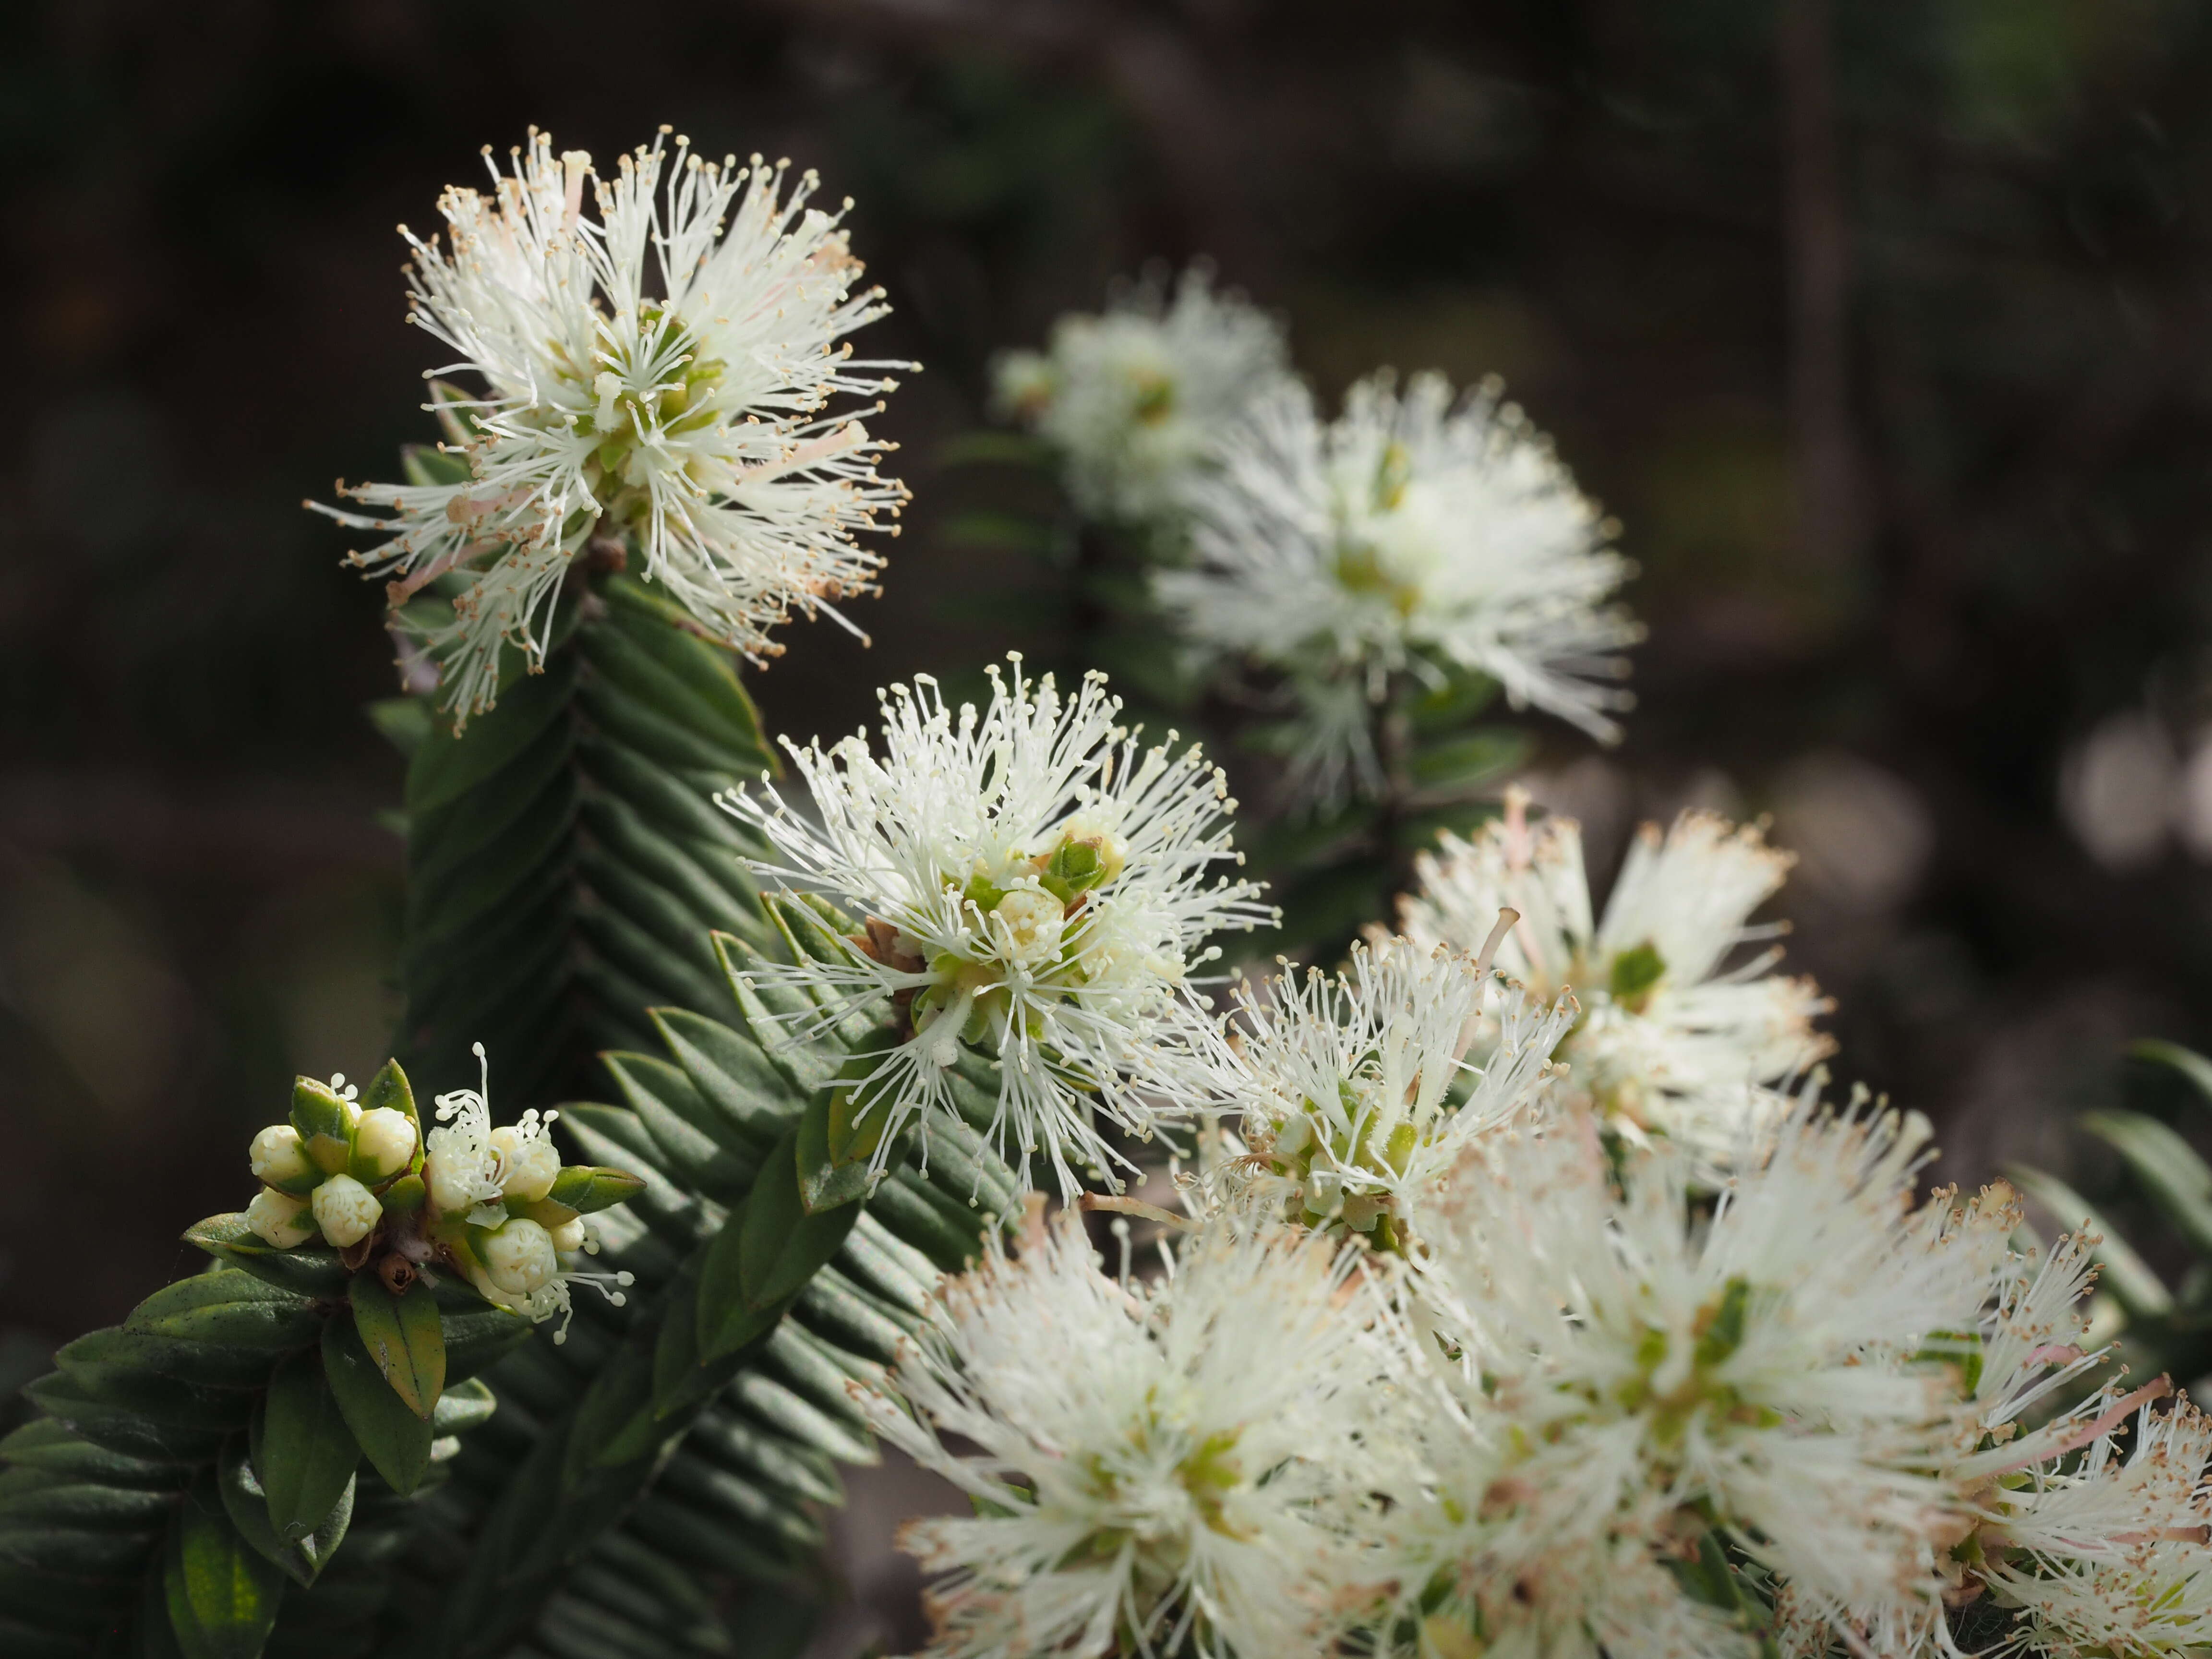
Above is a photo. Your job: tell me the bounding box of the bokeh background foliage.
[7,0,2212,1576]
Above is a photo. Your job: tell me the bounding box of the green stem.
[1372,672,1418,914]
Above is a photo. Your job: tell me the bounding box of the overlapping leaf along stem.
[0,1166,529,1659]
[370,567,1020,1658]
[0,563,1022,1659]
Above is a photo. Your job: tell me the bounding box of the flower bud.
[547,1166,648,1214]
[490,1127,559,1202]
[481,1218,557,1296]
[291,1078,359,1176]
[245,1187,316,1249]
[990,888,1065,967]
[311,1173,382,1248]
[549,1217,586,1252]
[493,1123,562,1203]
[249,1125,317,1195]
[350,1107,419,1182]
[1038,818,1126,902]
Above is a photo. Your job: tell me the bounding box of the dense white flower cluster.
[993,266,1292,528]
[1394,1105,2000,1659]
[313,128,907,719]
[861,1205,1403,1659]
[1790,1216,2212,1659]
[252,183,2204,1659]
[1155,372,1640,799]
[719,656,1273,1196]
[874,1092,2212,1659]
[1400,790,1832,1162]
[1195,938,1570,1244]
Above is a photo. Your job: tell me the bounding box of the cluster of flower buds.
[242,1050,642,1338]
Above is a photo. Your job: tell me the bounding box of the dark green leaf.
[937,509,1058,554]
[217,1438,352,1589]
[935,429,1051,468]
[545,1165,651,1216]
[164,1475,285,1659]
[601,1051,756,1199]
[25,1368,249,1461]
[1410,728,1532,795]
[2079,1110,2212,1258]
[54,1328,277,1392]
[435,1304,534,1384]
[255,1351,359,1543]
[407,651,577,815]
[365,697,433,759]
[1248,860,1392,956]
[695,1218,781,1365]
[1406,666,1500,734]
[357,1058,420,1133]
[320,1311,433,1497]
[579,674,744,778]
[182,1216,349,1301]
[2132,1039,2212,1117]
[1241,798,1381,876]
[651,1254,709,1417]
[431,1377,499,1438]
[649,1008,805,1146]
[0,1470,170,1530]
[741,1129,864,1313]
[797,1088,877,1214]
[127,1273,321,1358]
[567,1350,673,1477]
[346,1275,444,1420]
[595,579,771,762]
[0,1420,188,1490]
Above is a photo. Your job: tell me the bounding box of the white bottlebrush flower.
[1391,1103,2015,1659]
[1974,1392,2212,1659]
[1199,938,1570,1243]
[862,1206,1405,1659]
[1788,1222,2212,1659]
[719,657,1273,1198]
[312,128,908,720]
[993,264,1294,528]
[1398,792,1831,1162]
[1155,371,1639,757]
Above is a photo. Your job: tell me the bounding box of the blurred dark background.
[6,0,2212,1423]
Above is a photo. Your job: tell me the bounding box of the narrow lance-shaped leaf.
[347,1274,445,1420]
[321,1310,433,1497]
[164,1473,286,1659]
[253,1349,360,1543]
[217,1437,354,1590]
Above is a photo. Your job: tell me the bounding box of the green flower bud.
[290,1078,358,1176]
[1037,821,1126,903]
[481,1218,557,1296]
[249,1124,317,1195]
[350,1107,419,1183]
[546,1165,648,1215]
[1608,941,1667,1015]
[311,1173,381,1249]
[490,1126,559,1202]
[245,1187,316,1250]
